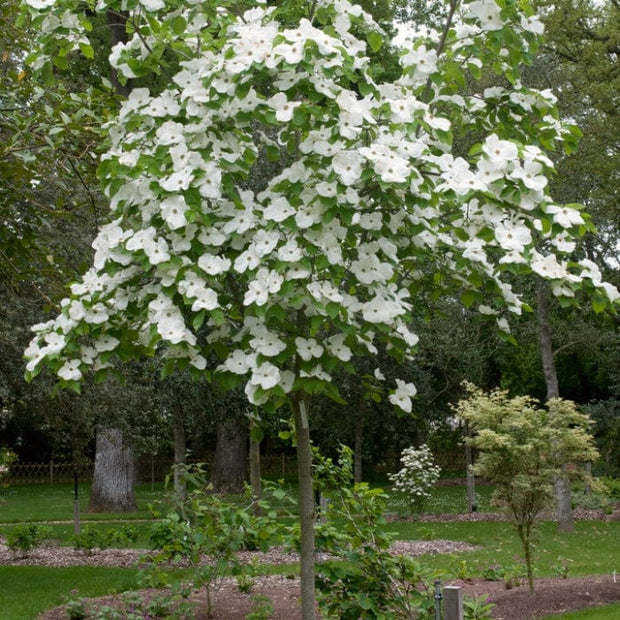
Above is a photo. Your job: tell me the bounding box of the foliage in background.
[455,383,599,591]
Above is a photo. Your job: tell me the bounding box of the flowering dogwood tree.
[20,0,618,615]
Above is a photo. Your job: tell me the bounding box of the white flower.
[326,335,352,361]
[465,0,504,31]
[161,195,188,230]
[83,303,109,325]
[94,336,120,352]
[545,205,585,228]
[295,337,324,361]
[401,45,437,74]
[511,160,548,191]
[332,150,363,186]
[58,359,82,382]
[198,253,232,275]
[481,135,518,164]
[264,196,295,222]
[140,0,165,11]
[495,221,532,252]
[531,252,568,279]
[244,268,284,306]
[521,15,544,35]
[388,379,417,413]
[362,295,406,323]
[250,362,280,390]
[278,239,303,262]
[156,121,185,145]
[223,350,255,374]
[250,331,287,357]
[24,0,55,8]
[268,92,301,122]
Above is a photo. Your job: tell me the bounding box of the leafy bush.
[388,444,441,516]
[5,523,52,556]
[145,463,292,616]
[314,445,436,619]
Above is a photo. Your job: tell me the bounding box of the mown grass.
[542,603,620,619]
[387,520,620,580]
[0,482,165,523]
[0,565,140,620]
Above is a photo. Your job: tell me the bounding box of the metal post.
[434,580,442,620]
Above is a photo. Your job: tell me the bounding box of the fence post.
[443,586,464,620]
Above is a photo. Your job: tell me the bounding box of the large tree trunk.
[294,392,316,620]
[172,405,187,498]
[211,415,247,493]
[536,281,574,533]
[88,427,137,513]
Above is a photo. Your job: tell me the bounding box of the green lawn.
[0,482,165,523]
[0,566,140,620]
[543,603,620,619]
[387,520,620,579]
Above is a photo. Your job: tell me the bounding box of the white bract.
[20,0,618,415]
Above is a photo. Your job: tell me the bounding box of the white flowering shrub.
[388,444,441,515]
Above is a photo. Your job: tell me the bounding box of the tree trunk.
[249,420,263,516]
[536,281,574,533]
[172,405,187,498]
[353,406,364,484]
[88,427,137,513]
[294,392,316,620]
[211,415,247,493]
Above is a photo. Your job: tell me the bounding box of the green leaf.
[461,290,477,308]
[79,43,94,60]
[171,15,187,35]
[192,311,206,331]
[366,31,383,53]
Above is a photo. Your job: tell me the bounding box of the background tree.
[455,384,599,591]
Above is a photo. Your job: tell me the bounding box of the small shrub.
[5,523,52,555]
[72,526,107,555]
[314,445,436,619]
[64,595,88,620]
[388,444,441,516]
[463,594,495,619]
[246,595,274,620]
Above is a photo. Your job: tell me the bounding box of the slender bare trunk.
[294,392,316,619]
[353,407,364,484]
[172,405,187,498]
[249,420,263,516]
[536,281,574,533]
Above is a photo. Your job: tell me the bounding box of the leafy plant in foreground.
[313,445,435,618]
[145,463,293,617]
